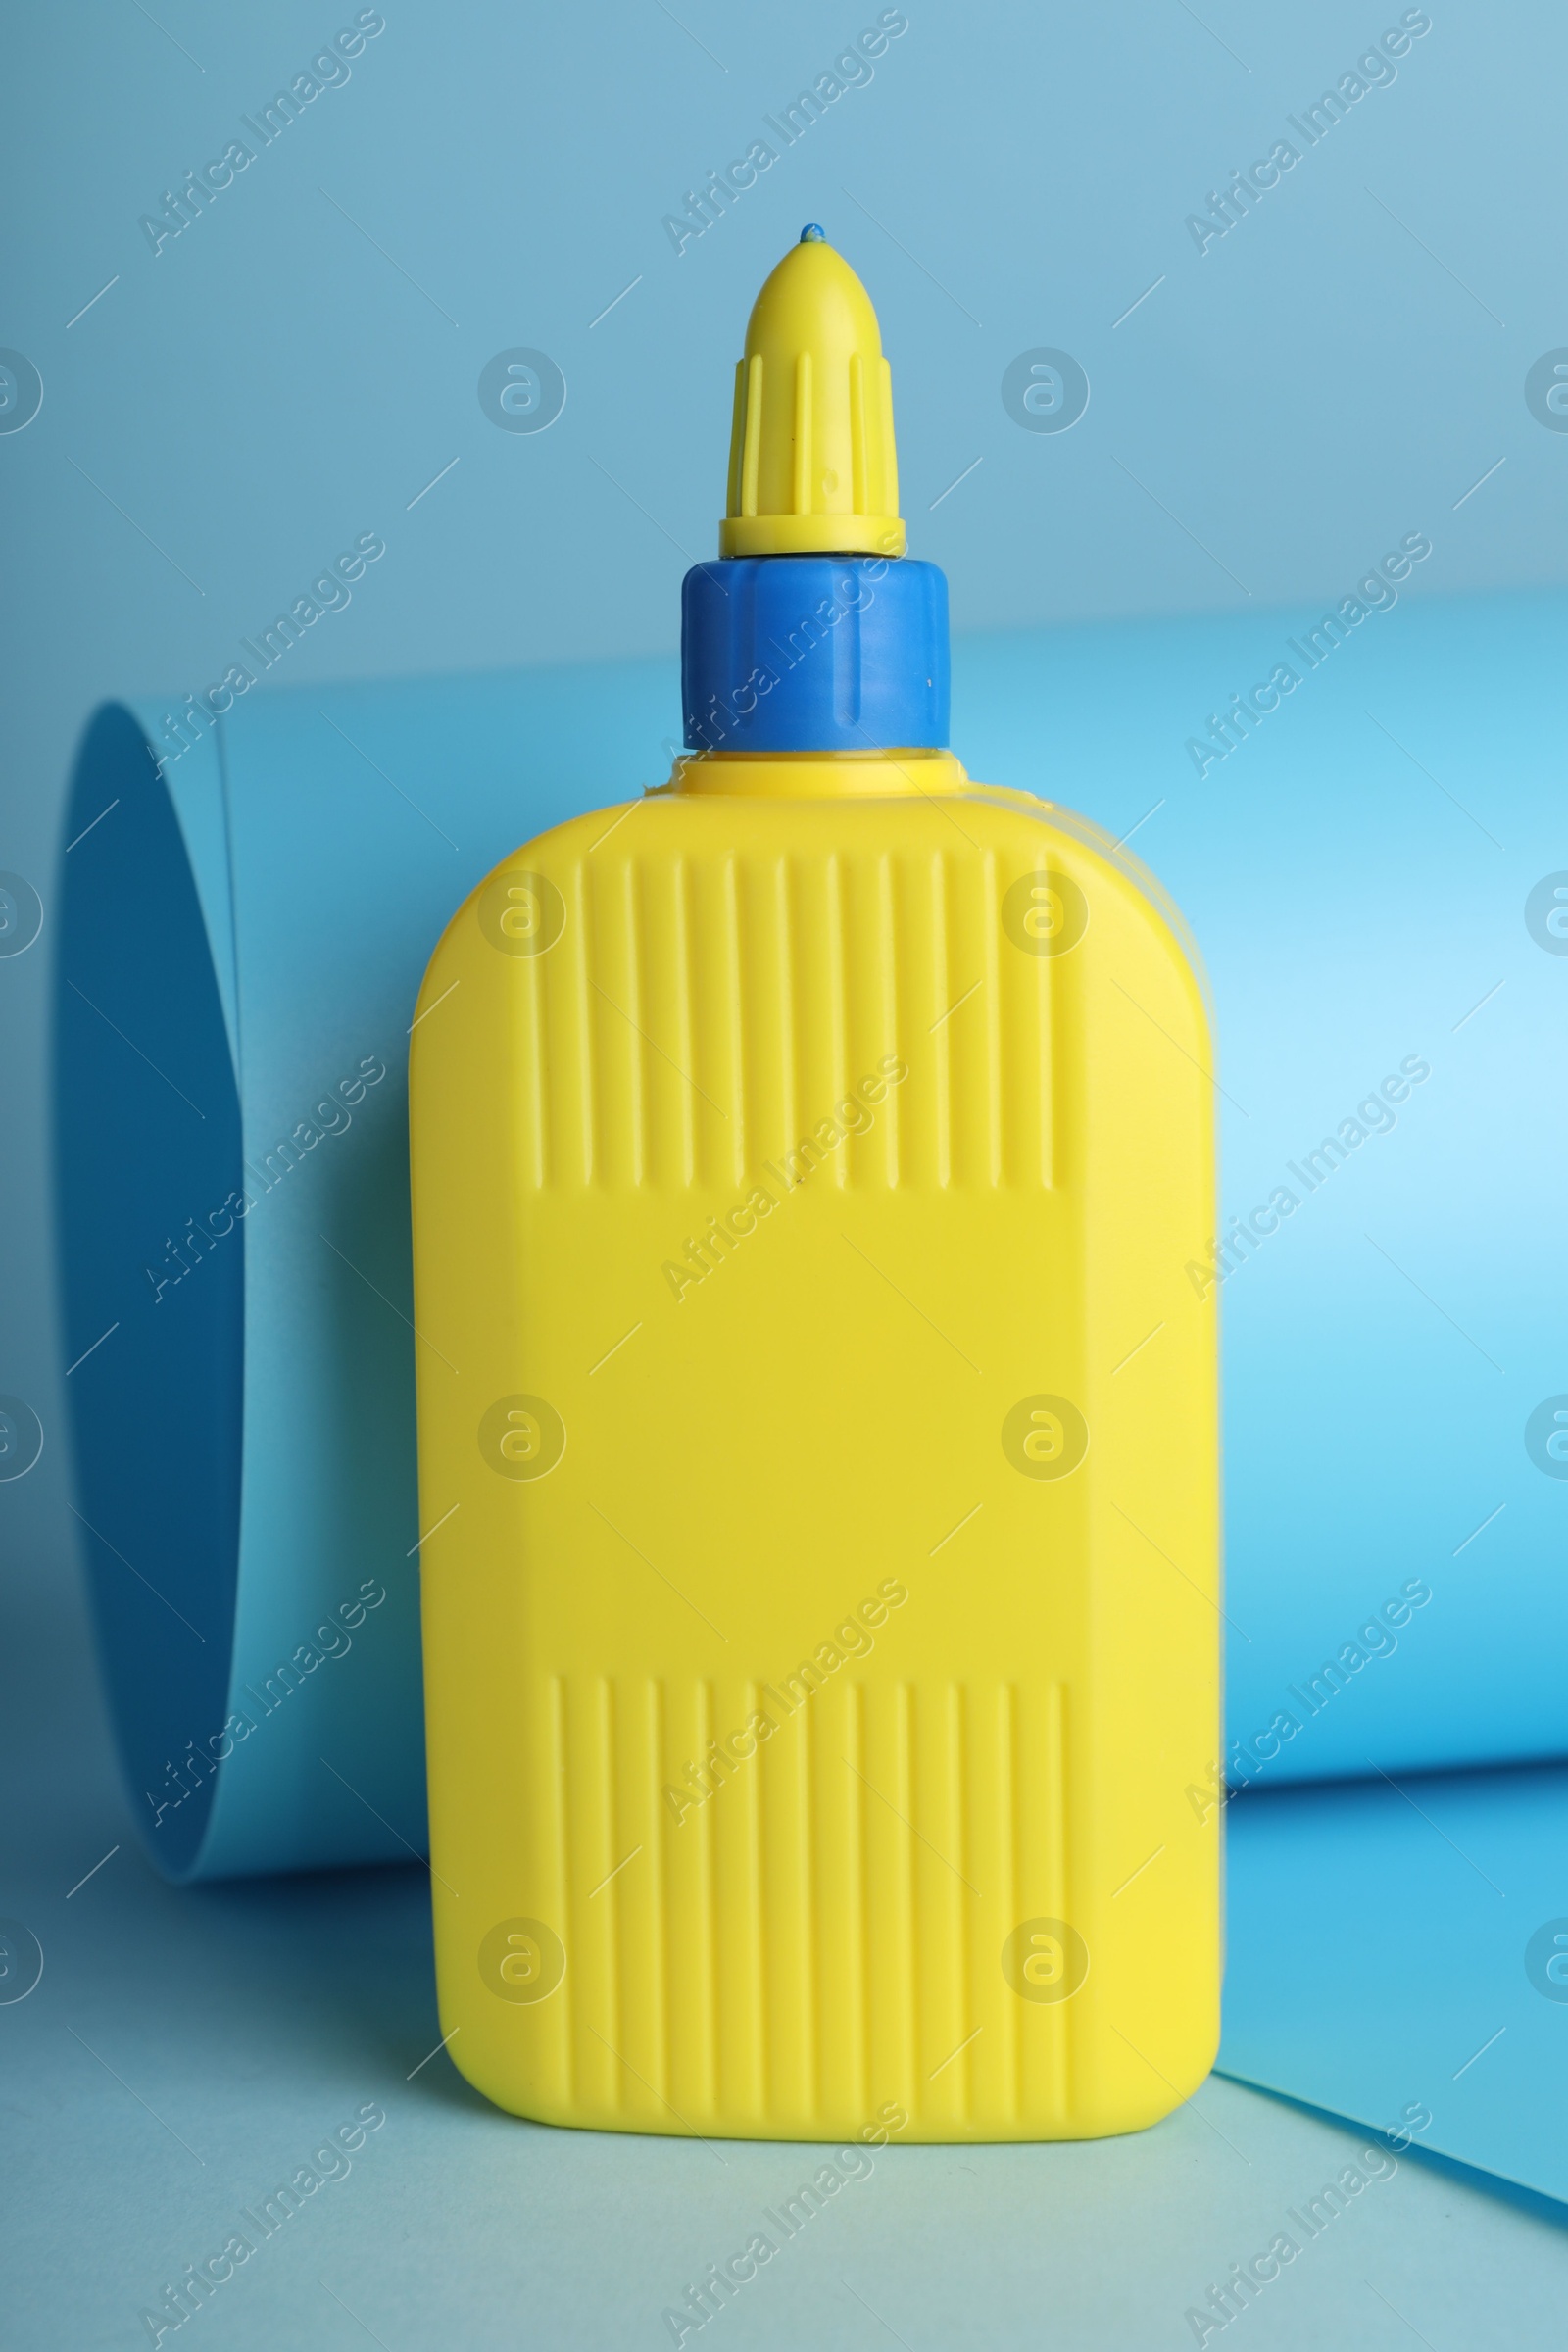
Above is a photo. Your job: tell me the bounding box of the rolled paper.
[56,668,670,1878]
[56,589,1565,1877]
[958,586,1568,1792]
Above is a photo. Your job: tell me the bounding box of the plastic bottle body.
[409,773,1220,2141]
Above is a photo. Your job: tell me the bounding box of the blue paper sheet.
[55,667,671,1878]
[1220,1761,1568,2205]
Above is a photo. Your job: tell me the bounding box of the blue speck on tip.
[800,223,826,242]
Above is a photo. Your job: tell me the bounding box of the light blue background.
[4,6,1566,2336]
[5,0,1566,1589]
[6,1590,1568,2348]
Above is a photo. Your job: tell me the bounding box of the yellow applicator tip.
[719,229,906,559]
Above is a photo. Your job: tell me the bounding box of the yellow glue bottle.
[410,227,1220,2142]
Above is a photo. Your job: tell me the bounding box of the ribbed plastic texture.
[681,555,950,752]
[410,792,1220,2141]
[719,230,905,559]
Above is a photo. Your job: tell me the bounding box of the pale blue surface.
[6,1573,1568,2350]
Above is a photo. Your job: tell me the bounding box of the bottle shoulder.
[414,783,1209,1047]
[482,781,1122,867]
